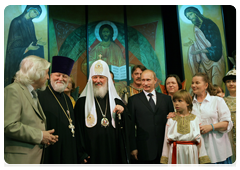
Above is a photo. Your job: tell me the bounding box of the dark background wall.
[162,5,236,82]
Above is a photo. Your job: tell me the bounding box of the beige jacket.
[4,82,46,164]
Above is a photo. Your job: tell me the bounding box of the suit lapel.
[19,83,44,120]
[155,92,163,113]
[37,99,46,122]
[138,92,154,113]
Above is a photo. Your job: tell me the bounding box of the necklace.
[95,96,109,127]
[48,85,75,137]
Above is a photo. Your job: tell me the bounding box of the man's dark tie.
[31,90,38,107]
[31,90,38,98]
[148,93,155,112]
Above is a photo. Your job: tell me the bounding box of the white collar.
[26,84,34,98]
[193,92,211,103]
[143,89,156,97]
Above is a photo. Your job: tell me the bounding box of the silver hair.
[14,55,51,86]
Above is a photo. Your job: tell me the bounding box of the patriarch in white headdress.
[80,59,122,128]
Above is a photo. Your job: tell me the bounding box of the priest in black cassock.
[74,59,131,164]
[38,56,77,164]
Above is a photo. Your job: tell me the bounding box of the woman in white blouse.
[191,72,233,164]
[168,72,233,164]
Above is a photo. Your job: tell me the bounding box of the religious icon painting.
[177,5,229,92]
[86,6,127,95]
[86,16,138,93]
[4,5,48,87]
[84,6,167,94]
[47,5,167,94]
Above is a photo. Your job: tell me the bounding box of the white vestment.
[160,114,210,164]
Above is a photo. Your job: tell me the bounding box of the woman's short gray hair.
[14,55,51,86]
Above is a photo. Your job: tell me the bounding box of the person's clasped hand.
[113,105,124,114]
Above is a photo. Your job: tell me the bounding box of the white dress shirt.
[26,84,34,98]
[192,92,233,163]
[143,89,157,104]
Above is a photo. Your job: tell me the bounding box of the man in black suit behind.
[128,70,174,164]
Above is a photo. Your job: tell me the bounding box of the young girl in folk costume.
[160,90,210,164]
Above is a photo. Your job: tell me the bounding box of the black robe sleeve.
[127,96,137,152]
[115,98,131,164]
[74,97,89,163]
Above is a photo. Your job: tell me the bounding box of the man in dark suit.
[128,70,174,164]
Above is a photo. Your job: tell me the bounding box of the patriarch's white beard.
[93,82,108,98]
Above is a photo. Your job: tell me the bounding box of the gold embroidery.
[129,85,143,96]
[94,61,103,74]
[224,97,236,112]
[224,96,236,163]
[199,155,211,164]
[230,110,236,163]
[87,113,95,126]
[231,122,238,167]
[160,156,168,164]
[172,114,196,135]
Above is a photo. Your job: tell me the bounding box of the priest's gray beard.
[93,82,108,98]
[51,80,68,93]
